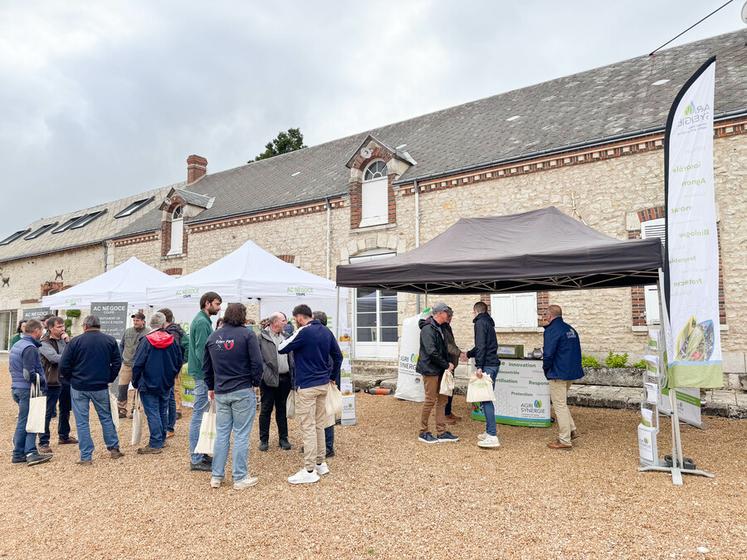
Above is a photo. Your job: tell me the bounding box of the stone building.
[1,31,745,380]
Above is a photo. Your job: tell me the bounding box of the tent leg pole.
[335,287,340,335]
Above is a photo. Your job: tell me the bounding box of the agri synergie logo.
[534,399,542,409]
[677,99,710,128]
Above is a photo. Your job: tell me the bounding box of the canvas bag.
[25,377,47,433]
[130,391,143,446]
[109,390,120,431]
[466,374,496,403]
[439,369,455,397]
[194,400,217,455]
[286,390,296,418]
[324,383,343,428]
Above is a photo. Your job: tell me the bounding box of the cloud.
[0,0,742,237]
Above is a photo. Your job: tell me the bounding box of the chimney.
[186,154,208,184]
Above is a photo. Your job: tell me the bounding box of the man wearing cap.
[416,303,458,444]
[117,312,146,418]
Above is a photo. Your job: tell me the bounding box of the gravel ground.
[0,367,745,560]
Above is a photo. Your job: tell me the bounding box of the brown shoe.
[59,436,78,445]
[38,445,53,454]
[547,440,573,449]
[446,413,462,421]
[166,431,175,439]
[110,449,124,459]
[137,446,163,455]
[571,430,579,440]
[77,459,93,465]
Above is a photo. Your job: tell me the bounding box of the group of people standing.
[416,301,583,450]
[9,291,343,490]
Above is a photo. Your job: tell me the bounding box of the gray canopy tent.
[336,207,663,293]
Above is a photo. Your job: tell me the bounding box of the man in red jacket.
[132,312,183,455]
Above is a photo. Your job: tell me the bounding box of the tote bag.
[109,390,120,431]
[286,390,296,419]
[466,375,496,403]
[439,370,455,397]
[194,400,217,455]
[25,377,47,433]
[325,383,343,419]
[130,391,143,446]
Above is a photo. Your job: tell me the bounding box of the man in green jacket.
[187,291,222,471]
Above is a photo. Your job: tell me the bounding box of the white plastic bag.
[466,374,496,403]
[109,391,120,431]
[286,390,296,418]
[25,377,47,433]
[194,400,217,455]
[130,391,143,446]
[439,370,455,397]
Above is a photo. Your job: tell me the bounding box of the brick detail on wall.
[40,281,64,297]
[164,268,182,276]
[630,208,727,326]
[479,293,491,313]
[113,233,159,247]
[349,180,362,229]
[536,291,549,325]
[276,254,295,263]
[349,145,397,230]
[387,175,397,224]
[160,220,172,257]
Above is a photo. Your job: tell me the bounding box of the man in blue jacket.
[132,312,183,455]
[542,305,583,449]
[279,304,342,485]
[59,315,123,464]
[8,319,52,466]
[467,301,501,449]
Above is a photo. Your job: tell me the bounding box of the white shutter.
[490,294,515,327]
[513,293,538,327]
[641,218,665,324]
[360,177,388,227]
[169,218,184,255]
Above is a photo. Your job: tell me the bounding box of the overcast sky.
[1,0,744,236]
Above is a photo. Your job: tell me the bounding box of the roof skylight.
[0,229,31,246]
[114,197,154,219]
[24,223,59,240]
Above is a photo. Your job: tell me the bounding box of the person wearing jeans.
[542,304,584,449]
[467,301,501,448]
[132,312,183,454]
[203,303,263,490]
[187,291,221,472]
[59,314,123,465]
[70,388,120,462]
[9,319,52,466]
[159,308,189,438]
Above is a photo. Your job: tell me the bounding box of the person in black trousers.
[257,312,295,451]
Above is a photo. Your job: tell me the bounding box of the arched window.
[168,206,184,256]
[360,160,389,227]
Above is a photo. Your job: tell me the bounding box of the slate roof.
[0,184,181,262]
[116,30,747,238]
[169,188,214,209]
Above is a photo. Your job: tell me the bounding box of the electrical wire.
[649,0,738,56]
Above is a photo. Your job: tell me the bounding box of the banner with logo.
[471,359,551,427]
[394,314,425,402]
[91,302,128,341]
[664,57,722,388]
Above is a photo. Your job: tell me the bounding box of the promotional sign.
[659,387,702,428]
[91,302,128,340]
[638,424,658,466]
[664,57,722,388]
[471,359,551,427]
[394,314,425,402]
[338,329,356,425]
[22,307,51,321]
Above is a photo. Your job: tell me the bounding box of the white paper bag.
[25,378,47,433]
[466,375,496,403]
[194,400,217,455]
[110,391,120,431]
[286,390,296,419]
[130,391,143,446]
[439,370,455,397]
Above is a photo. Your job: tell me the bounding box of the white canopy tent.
[42,257,172,310]
[146,240,348,332]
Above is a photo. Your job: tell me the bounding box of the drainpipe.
[414,180,421,313]
[102,241,109,272]
[325,197,332,279]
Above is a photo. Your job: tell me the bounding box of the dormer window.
[360,160,389,227]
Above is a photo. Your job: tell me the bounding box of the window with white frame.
[360,161,389,227]
[490,292,538,328]
[168,206,184,256]
[350,250,398,358]
[641,218,665,325]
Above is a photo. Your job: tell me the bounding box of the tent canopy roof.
[336,207,663,294]
[42,257,172,309]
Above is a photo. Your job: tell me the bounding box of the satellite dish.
[743,0,747,24]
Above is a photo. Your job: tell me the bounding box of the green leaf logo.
[683,101,695,116]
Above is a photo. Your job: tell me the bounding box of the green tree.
[253,128,306,162]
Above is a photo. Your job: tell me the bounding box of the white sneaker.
[233,476,259,490]
[210,477,222,488]
[477,432,488,441]
[315,462,330,476]
[477,435,501,448]
[288,468,321,485]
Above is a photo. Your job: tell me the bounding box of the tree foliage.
[253,128,306,162]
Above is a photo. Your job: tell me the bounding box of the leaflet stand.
[638,271,714,485]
